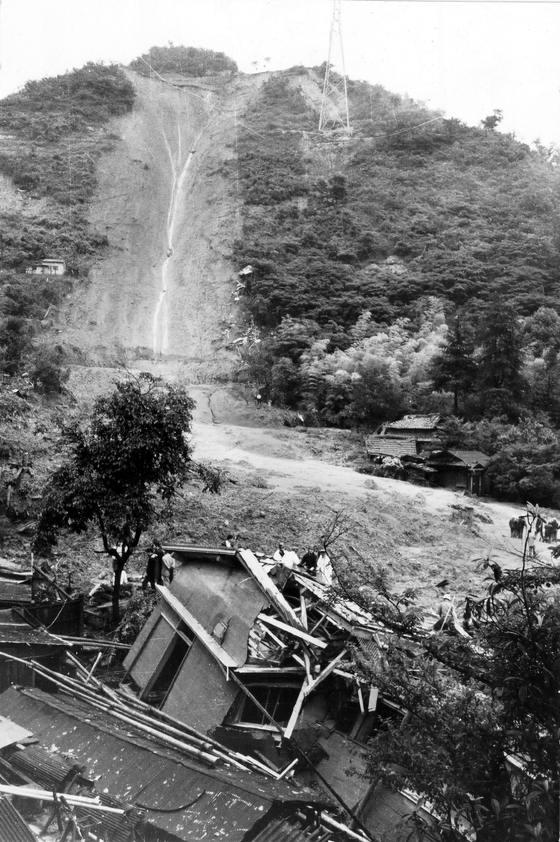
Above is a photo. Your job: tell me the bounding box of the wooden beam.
[299,590,308,630]
[156,586,238,668]
[257,614,327,648]
[303,650,348,698]
[238,549,306,630]
[283,681,308,739]
[236,666,304,674]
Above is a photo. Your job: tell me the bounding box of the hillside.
[1,55,559,615]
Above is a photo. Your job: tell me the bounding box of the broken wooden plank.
[156,585,238,669]
[303,650,348,698]
[0,786,125,814]
[283,681,309,739]
[257,614,328,648]
[256,620,287,649]
[299,590,308,630]
[238,549,307,630]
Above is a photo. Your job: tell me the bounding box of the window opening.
[145,621,194,707]
[230,676,303,728]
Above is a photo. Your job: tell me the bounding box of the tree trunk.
[111,561,125,627]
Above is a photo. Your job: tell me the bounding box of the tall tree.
[429,312,477,415]
[33,373,213,624]
[477,301,526,419]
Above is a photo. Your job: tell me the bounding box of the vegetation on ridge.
[129,44,238,78]
[0,63,135,379]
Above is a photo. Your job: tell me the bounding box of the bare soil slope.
[59,71,263,380]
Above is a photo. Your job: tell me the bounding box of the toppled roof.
[365,437,419,458]
[384,414,442,431]
[0,796,38,842]
[0,622,70,648]
[0,687,328,842]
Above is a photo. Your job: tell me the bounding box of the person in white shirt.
[316,549,333,585]
[272,542,300,568]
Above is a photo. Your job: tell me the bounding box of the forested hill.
[233,68,560,439]
[3,52,560,504]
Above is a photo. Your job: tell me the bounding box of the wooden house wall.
[27,597,84,636]
[124,610,175,693]
[435,468,466,489]
[171,561,267,665]
[162,640,238,734]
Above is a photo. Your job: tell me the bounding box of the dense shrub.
[129,45,237,78]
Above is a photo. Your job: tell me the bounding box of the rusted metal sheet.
[0,795,38,842]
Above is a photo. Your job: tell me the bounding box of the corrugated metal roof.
[251,818,311,841]
[385,414,441,430]
[365,437,419,458]
[0,688,327,842]
[0,795,38,842]
[7,744,74,789]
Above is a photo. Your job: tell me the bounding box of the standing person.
[316,547,333,585]
[433,594,458,632]
[301,547,318,575]
[273,543,300,569]
[162,551,177,584]
[527,529,537,558]
[142,540,164,591]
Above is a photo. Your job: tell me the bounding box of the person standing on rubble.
[316,547,333,585]
[273,542,300,568]
[301,547,318,575]
[142,540,164,591]
[162,551,177,584]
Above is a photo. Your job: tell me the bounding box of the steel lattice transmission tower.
[318,0,351,134]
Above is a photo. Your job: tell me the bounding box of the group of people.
[509,513,559,557]
[272,542,333,585]
[141,540,177,591]
[223,535,335,584]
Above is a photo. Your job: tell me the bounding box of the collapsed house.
[0,682,367,842]
[0,559,84,636]
[122,546,421,836]
[0,610,71,694]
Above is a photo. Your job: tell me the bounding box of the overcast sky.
[0,0,559,147]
